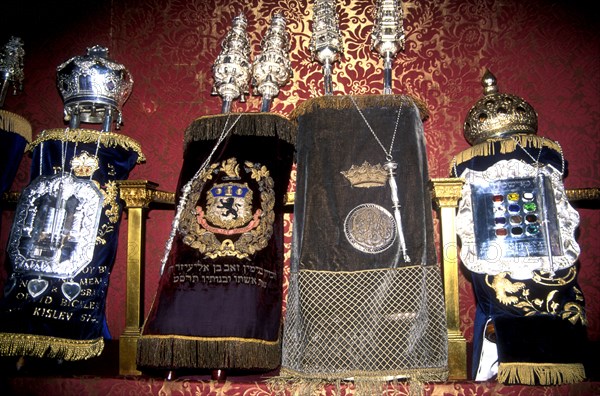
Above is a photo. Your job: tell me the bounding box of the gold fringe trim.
[0,332,104,361]
[498,362,586,385]
[452,134,562,168]
[288,94,429,122]
[184,112,296,146]
[137,333,281,370]
[0,109,32,142]
[28,128,146,163]
[269,367,448,396]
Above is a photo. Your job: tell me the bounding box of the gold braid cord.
[0,333,104,361]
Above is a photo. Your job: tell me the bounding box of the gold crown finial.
[463,69,538,145]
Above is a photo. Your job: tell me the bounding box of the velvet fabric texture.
[138,113,295,371]
[280,96,448,388]
[291,95,437,272]
[453,135,588,385]
[0,128,143,360]
[0,130,27,197]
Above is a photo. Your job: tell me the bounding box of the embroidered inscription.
[172,262,277,289]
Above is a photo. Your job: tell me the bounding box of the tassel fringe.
[268,367,447,396]
[452,134,562,168]
[137,334,281,370]
[0,109,32,142]
[0,333,104,361]
[184,112,296,146]
[498,362,586,385]
[28,128,146,163]
[289,94,429,122]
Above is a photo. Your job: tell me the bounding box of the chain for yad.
[159,112,243,275]
[349,95,409,263]
[349,95,400,161]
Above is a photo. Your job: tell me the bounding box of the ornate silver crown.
[464,69,538,145]
[57,45,133,130]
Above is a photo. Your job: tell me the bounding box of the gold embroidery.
[486,271,586,325]
[180,157,276,259]
[341,161,388,188]
[222,157,240,178]
[487,272,525,305]
[96,181,120,245]
[103,181,120,223]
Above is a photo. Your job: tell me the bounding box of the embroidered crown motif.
[341,161,388,188]
[71,151,99,177]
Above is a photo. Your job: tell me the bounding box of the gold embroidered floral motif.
[486,271,587,325]
[96,180,120,245]
[488,272,525,305]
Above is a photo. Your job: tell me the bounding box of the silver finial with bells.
[212,13,252,114]
[309,0,343,96]
[371,0,405,94]
[0,37,25,108]
[56,45,133,132]
[252,13,293,112]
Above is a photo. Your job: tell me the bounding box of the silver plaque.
[344,203,396,254]
[8,173,104,278]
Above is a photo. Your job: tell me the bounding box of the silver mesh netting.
[281,264,448,380]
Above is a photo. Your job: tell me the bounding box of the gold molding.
[566,187,600,202]
[431,177,467,380]
[117,180,175,375]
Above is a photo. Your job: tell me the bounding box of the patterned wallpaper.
[1,0,598,345]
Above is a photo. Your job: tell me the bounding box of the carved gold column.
[117,180,175,375]
[431,177,467,380]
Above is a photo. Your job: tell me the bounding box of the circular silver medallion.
[344,203,396,254]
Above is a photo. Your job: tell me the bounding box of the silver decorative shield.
[456,159,580,279]
[8,173,104,279]
[344,203,396,254]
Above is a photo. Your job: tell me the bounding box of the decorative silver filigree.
[0,36,25,108]
[57,46,133,131]
[252,13,293,112]
[8,173,104,279]
[212,13,252,113]
[344,203,396,254]
[371,0,405,94]
[456,159,580,280]
[309,0,343,95]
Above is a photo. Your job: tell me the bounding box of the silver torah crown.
[56,45,133,130]
[212,13,252,113]
[0,36,25,108]
[252,13,293,111]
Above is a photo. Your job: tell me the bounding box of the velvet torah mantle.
[279,95,449,388]
[0,128,143,360]
[138,113,295,371]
